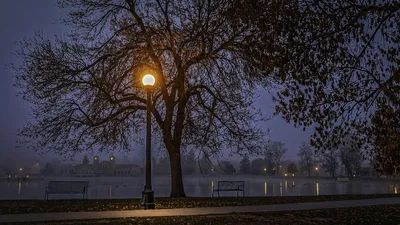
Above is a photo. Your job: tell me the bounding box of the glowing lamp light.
[264,168,267,171]
[292,174,295,177]
[284,174,287,177]
[315,167,319,171]
[142,74,156,86]
[19,168,23,171]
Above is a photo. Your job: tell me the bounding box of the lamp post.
[141,74,155,210]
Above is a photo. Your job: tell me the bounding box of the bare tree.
[239,155,251,175]
[14,0,308,197]
[268,141,286,176]
[82,155,90,165]
[297,141,316,176]
[287,162,298,174]
[339,144,363,177]
[264,151,275,175]
[320,149,339,177]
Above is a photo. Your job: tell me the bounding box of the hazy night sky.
[0,1,313,169]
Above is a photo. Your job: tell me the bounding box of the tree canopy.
[272,0,400,157]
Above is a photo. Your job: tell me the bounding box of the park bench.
[212,181,245,197]
[45,181,89,200]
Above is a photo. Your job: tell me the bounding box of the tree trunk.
[167,144,187,197]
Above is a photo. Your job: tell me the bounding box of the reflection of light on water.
[18,182,21,198]
[272,184,275,196]
[212,181,214,191]
[280,182,283,196]
[292,181,295,187]
[109,185,112,199]
[316,183,319,196]
[285,181,288,190]
[395,186,398,194]
[264,182,267,196]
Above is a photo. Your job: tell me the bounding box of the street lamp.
[315,167,319,177]
[141,74,156,210]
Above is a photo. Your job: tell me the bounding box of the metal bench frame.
[45,181,89,200]
[212,181,245,197]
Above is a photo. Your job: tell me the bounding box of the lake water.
[0,176,399,200]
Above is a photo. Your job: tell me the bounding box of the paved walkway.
[1,197,400,223]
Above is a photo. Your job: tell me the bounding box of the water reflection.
[272,183,275,196]
[2,176,400,199]
[17,182,21,199]
[264,182,267,196]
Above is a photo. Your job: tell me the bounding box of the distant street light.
[141,73,156,210]
[315,167,319,177]
[19,168,23,171]
[264,168,267,171]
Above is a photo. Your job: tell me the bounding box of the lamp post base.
[140,186,155,209]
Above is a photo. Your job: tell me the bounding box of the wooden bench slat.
[45,181,89,200]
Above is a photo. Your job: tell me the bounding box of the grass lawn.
[9,204,400,225]
[0,194,399,214]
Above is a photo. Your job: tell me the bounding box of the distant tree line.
[153,150,237,176]
[297,139,365,178]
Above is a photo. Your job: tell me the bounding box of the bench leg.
[83,187,88,200]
